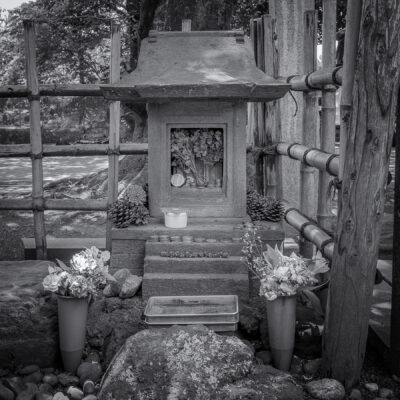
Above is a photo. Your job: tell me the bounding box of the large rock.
[0,261,58,368]
[86,296,146,366]
[99,325,303,400]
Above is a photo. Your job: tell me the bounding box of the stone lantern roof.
[101,30,289,102]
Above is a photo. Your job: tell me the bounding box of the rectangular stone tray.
[144,295,239,325]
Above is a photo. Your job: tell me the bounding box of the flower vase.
[266,294,297,371]
[57,295,89,373]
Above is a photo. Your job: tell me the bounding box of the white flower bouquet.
[42,246,111,298]
[242,227,329,301]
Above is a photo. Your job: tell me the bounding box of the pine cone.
[125,184,147,205]
[130,203,150,226]
[109,196,134,228]
[247,190,284,222]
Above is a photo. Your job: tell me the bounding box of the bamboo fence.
[299,10,318,259]
[0,20,148,258]
[318,0,337,234]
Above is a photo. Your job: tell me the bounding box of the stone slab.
[144,256,246,274]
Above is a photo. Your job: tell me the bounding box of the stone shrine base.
[111,218,285,302]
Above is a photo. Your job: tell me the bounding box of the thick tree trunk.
[322,0,400,390]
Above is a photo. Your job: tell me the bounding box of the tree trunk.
[322,0,400,390]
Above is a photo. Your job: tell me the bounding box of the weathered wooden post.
[317,0,336,233]
[299,10,318,258]
[24,20,47,259]
[263,15,281,199]
[391,94,400,375]
[322,0,400,388]
[106,22,121,251]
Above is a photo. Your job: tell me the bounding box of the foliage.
[242,227,329,300]
[42,246,110,298]
[246,190,284,222]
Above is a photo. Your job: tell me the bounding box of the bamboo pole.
[317,0,337,234]
[275,142,339,177]
[24,20,47,259]
[338,1,362,179]
[0,143,149,158]
[0,198,107,211]
[0,84,103,98]
[391,91,400,375]
[299,10,318,258]
[263,15,281,198]
[106,22,121,251]
[287,67,342,91]
[322,0,400,387]
[284,205,334,260]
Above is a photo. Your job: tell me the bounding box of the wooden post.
[338,1,362,180]
[391,92,400,375]
[299,10,318,258]
[106,22,121,251]
[263,15,281,199]
[24,20,47,259]
[322,0,400,388]
[317,0,336,233]
[182,19,191,32]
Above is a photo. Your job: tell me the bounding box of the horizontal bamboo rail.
[0,143,148,158]
[287,66,342,91]
[0,84,103,98]
[275,142,339,177]
[284,204,334,260]
[0,198,107,211]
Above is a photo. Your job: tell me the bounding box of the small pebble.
[349,388,362,400]
[365,383,379,392]
[37,383,52,393]
[82,396,97,400]
[378,388,394,399]
[35,393,52,400]
[67,387,84,400]
[82,381,95,395]
[4,377,24,394]
[76,362,102,385]
[255,350,272,365]
[0,382,15,400]
[23,372,43,384]
[85,352,100,364]
[52,393,68,400]
[42,375,58,387]
[19,366,40,376]
[57,373,79,387]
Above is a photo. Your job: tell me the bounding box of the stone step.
[142,273,249,301]
[145,241,244,256]
[144,256,246,274]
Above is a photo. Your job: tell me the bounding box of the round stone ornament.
[171,173,186,187]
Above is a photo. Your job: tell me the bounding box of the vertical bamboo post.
[391,92,400,375]
[263,15,281,199]
[24,20,47,259]
[338,1,362,180]
[317,0,336,233]
[299,10,318,258]
[106,22,121,251]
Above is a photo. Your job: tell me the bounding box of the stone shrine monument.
[101,29,289,301]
